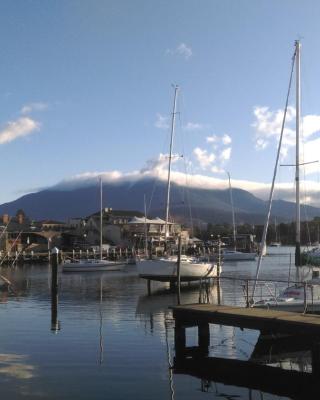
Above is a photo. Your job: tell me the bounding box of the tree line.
[193,217,320,245]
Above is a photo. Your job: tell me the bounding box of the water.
[0,247,315,399]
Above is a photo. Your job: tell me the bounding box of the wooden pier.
[172,304,320,398]
[172,303,320,334]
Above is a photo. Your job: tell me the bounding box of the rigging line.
[300,114,309,246]
[177,90,195,236]
[302,156,312,247]
[147,102,173,216]
[177,105,194,234]
[251,46,296,302]
[183,156,194,237]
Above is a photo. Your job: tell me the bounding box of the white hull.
[137,256,219,280]
[62,259,125,272]
[253,299,320,312]
[253,283,320,312]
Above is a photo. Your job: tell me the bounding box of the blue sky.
[1,0,320,204]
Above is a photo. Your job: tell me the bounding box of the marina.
[0,246,319,399]
[1,3,320,399]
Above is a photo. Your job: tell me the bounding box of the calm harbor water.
[0,247,314,399]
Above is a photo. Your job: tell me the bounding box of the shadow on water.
[173,322,320,399]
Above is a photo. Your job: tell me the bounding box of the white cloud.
[252,106,320,165]
[302,114,320,138]
[206,135,218,143]
[206,133,232,145]
[140,153,177,173]
[154,113,169,129]
[222,134,232,145]
[183,122,204,131]
[252,106,296,152]
[0,117,40,144]
[211,166,224,173]
[21,102,48,114]
[193,133,233,173]
[193,147,215,169]
[220,147,231,161]
[52,157,320,207]
[177,43,193,59]
[166,43,193,60]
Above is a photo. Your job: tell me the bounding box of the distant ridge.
[0,178,319,224]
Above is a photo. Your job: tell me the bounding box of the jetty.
[172,303,320,398]
[172,303,320,335]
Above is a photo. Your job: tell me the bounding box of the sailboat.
[137,86,219,281]
[270,218,281,247]
[253,41,320,311]
[302,224,320,265]
[216,172,256,262]
[62,179,125,272]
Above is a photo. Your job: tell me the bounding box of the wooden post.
[303,282,307,314]
[147,279,151,296]
[174,321,186,360]
[312,341,320,377]
[51,247,60,332]
[198,323,210,356]
[246,280,249,308]
[177,234,182,305]
[51,247,59,292]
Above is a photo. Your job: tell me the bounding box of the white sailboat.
[218,172,256,262]
[252,41,320,311]
[63,179,125,272]
[270,218,281,247]
[137,85,219,280]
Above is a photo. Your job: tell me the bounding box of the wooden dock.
[172,303,320,334]
[172,304,320,397]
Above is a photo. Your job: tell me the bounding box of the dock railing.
[197,276,315,314]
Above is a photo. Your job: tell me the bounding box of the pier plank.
[172,304,320,334]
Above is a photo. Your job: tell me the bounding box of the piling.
[51,247,60,332]
[177,235,182,305]
[147,279,151,296]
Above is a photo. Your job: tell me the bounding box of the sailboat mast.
[295,40,301,267]
[227,171,237,250]
[164,85,179,240]
[144,194,148,256]
[100,177,103,260]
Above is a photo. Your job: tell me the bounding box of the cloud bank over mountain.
[48,153,320,207]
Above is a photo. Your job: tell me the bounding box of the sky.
[1,1,320,205]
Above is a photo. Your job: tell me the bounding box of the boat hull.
[62,260,125,272]
[253,300,320,313]
[137,258,218,281]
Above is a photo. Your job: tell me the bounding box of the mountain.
[0,178,319,224]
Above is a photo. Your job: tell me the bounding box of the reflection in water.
[0,249,315,399]
[164,316,175,400]
[99,278,104,365]
[0,354,36,379]
[51,286,60,332]
[173,319,319,399]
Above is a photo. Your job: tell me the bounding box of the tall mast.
[227,171,236,250]
[100,177,103,260]
[164,85,179,240]
[144,194,148,256]
[295,40,301,268]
